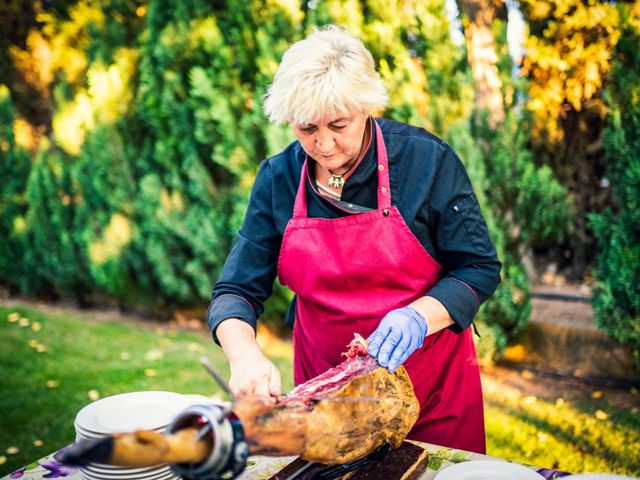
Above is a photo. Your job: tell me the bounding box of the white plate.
[74,423,165,440]
[75,391,190,434]
[435,460,544,480]
[78,466,175,480]
[79,463,170,474]
[79,472,176,480]
[78,469,168,478]
[79,470,170,479]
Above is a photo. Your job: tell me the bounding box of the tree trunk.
[561,103,606,281]
[0,1,53,137]
[457,0,506,128]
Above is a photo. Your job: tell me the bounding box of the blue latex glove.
[367,306,428,373]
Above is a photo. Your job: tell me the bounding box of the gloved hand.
[367,306,428,373]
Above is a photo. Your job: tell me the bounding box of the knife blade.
[308,396,382,403]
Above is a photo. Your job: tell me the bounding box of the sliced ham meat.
[233,334,420,464]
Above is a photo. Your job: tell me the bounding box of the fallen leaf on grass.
[28,340,48,352]
[31,322,42,332]
[187,343,204,353]
[144,368,157,377]
[591,390,603,399]
[87,390,100,401]
[120,352,131,361]
[6,447,20,455]
[537,431,549,442]
[18,317,30,327]
[521,369,534,380]
[144,349,164,361]
[0,455,6,465]
[46,380,60,389]
[33,439,43,447]
[594,409,609,420]
[7,312,19,322]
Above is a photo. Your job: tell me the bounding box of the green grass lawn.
[0,304,292,476]
[0,304,638,477]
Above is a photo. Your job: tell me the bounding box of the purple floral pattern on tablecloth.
[40,462,75,479]
[9,468,26,479]
[536,467,572,479]
[3,449,78,480]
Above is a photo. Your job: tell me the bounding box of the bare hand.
[229,352,282,398]
[216,318,282,399]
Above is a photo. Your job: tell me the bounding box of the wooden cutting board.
[269,441,429,480]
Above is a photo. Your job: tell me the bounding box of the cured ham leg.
[234,334,420,464]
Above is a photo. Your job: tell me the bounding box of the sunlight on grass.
[484,377,640,474]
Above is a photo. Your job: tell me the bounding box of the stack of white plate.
[74,391,192,480]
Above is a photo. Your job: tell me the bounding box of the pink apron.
[277,120,486,453]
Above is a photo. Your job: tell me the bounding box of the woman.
[208,26,501,454]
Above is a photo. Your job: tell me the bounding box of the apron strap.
[374,120,391,209]
[292,158,308,218]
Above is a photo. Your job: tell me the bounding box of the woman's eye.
[300,126,316,133]
[331,124,347,130]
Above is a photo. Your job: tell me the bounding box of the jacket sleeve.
[207,160,281,342]
[425,143,502,332]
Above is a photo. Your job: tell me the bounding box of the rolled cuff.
[207,294,257,344]
[427,277,480,333]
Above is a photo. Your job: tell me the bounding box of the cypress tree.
[0,85,31,293]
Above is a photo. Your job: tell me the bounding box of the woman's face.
[292,108,369,173]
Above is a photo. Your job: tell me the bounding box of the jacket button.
[383,209,389,217]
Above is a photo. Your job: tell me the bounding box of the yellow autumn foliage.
[521,0,621,144]
[88,213,133,266]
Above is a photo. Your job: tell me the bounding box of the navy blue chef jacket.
[208,117,501,340]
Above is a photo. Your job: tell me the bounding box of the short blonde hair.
[263,25,388,126]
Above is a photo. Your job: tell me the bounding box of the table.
[2,442,572,480]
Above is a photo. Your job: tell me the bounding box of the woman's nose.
[316,130,335,151]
